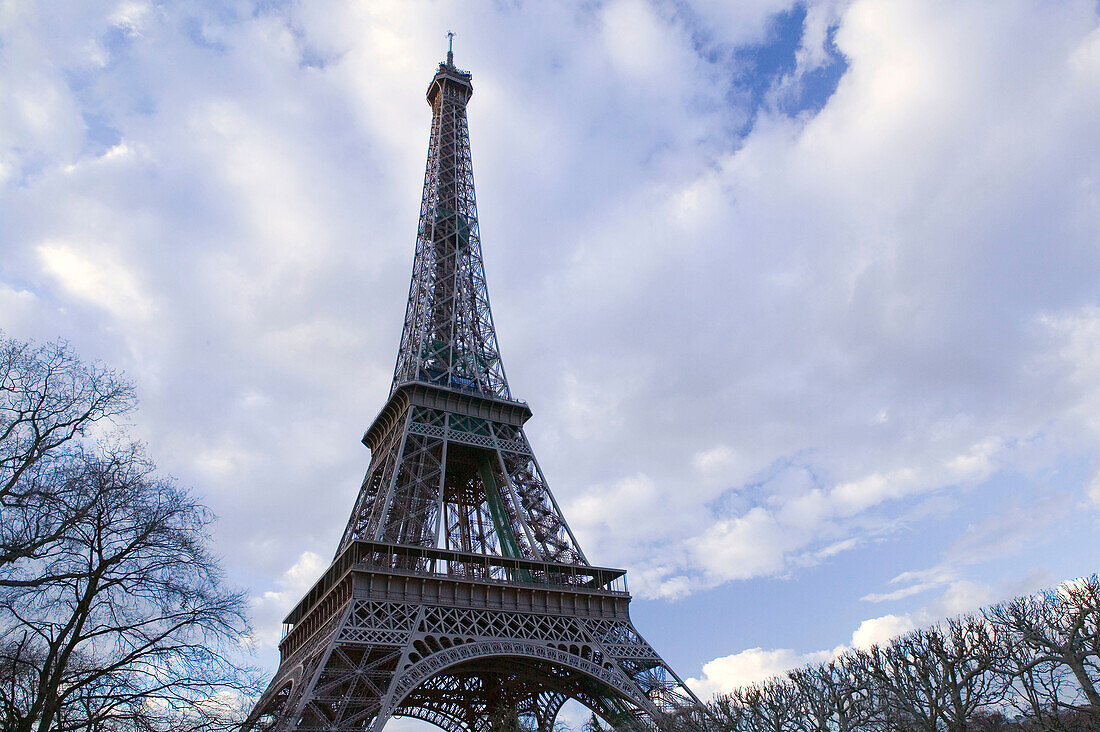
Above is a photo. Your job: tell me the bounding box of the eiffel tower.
[246,42,703,732]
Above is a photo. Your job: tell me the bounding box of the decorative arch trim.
[385,640,659,721]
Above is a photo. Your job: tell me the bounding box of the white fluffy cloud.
[688,647,836,698]
[250,551,326,648]
[850,614,915,650]
[688,610,915,695]
[689,602,961,697]
[3,0,1100,690]
[554,0,1100,600]
[38,239,156,321]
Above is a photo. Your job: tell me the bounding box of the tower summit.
[246,44,703,732]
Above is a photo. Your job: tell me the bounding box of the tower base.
[246,542,702,731]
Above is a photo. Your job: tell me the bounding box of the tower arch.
[385,642,660,723]
[388,648,655,732]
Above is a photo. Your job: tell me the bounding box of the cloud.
[850,614,914,649]
[688,507,794,584]
[0,284,37,322]
[249,551,325,648]
[557,0,1100,600]
[693,445,744,483]
[687,646,835,697]
[945,494,1071,567]
[863,492,1073,605]
[861,583,938,604]
[926,580,997,618]
[689,608,918,690]
[38,241,156,321]
[687,609,916,695]
[3,0,1100,692]
[688,600,950,697]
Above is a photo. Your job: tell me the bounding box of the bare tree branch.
[0,334,136,577]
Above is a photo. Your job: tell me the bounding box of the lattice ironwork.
[247,44,704,732]
[248,589,702,731]
[392,46,507,402]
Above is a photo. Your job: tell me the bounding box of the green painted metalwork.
[435,205,471,249]
[478,454,523,561]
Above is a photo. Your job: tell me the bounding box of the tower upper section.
[391,53,511,400]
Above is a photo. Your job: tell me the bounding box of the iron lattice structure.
[246,50,703,732]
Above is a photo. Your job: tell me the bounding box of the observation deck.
[279,540,630,661]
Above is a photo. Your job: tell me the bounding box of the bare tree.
[866,630,946,731]
[1059,575,1100,713]
[732,679,800,732]
[843,648,894,731]
[936,616,1001,731]
[698,576,1100,732]
[865,621,1001,731]
[988,599,1072,730]
[0,335,134,577]
[0,424,254,729]
[837,652,880,732]
[785,668,829,732]
[709,691,750,732]
[785,654,875,732]
[985,578,1100,725]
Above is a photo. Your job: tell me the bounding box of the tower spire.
[391,47,509,400]
[446,30,454,66]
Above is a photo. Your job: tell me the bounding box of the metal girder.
[337,400,586,565]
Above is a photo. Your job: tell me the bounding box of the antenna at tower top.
[446,31,454,66]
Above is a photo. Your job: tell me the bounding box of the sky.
[3,0,1100,718]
